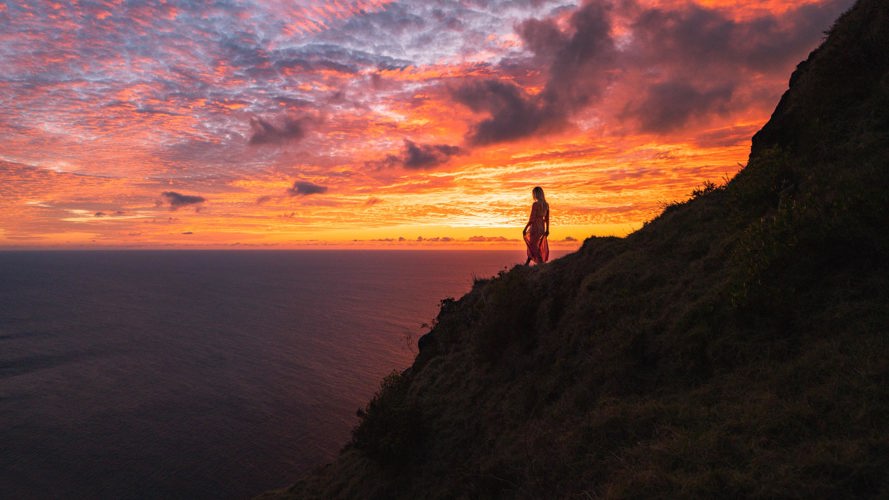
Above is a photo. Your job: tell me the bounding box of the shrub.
[473,265,540,362]
[691,180,722,199]
[350,370,425,467]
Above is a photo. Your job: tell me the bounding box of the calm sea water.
[0,250,571,499]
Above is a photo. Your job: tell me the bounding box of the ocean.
[0,250,565,499]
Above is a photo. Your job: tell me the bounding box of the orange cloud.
[0,0,854,249]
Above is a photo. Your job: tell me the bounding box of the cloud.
[453,1,616,145]
[378,139,463,169]
[400,139,462,169]
[0,0,857,246]
[161,191,206,210]
[693,124,761,148]
[627,0,852,74]
[364,197,383,207]
[248,115,311,146]
[451,0,853,142]
[468,235,511,242]
[616,0,854,132]
[452,80,553,145]
[528,0,616,107]
[624,82,734,133]
[403,140,462,169]
[271,43,410,74]
[287,181,328,196]
[517,16,569,60]
[316,1,492,68]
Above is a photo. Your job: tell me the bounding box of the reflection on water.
[0,250,568,499]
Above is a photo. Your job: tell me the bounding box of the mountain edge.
[262,1,889,497]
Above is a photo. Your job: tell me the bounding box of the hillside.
[264,0,889,497]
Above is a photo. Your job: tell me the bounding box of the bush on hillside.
[472,265,541,363]
[350,370,425,467]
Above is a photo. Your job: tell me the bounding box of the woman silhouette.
[523,186,550,265]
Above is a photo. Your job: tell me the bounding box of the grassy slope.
[265,0,889,497]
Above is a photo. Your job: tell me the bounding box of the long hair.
[532,186,547,205]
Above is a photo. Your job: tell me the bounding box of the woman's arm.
[544,206,550,235]
[524,203,536,233]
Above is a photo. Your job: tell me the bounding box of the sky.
[0,0,855,249]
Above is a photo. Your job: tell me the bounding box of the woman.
[523,186,550,265]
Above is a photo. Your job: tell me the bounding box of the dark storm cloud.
[454,1,617,145]
[402,140,462,169]
[161,191,206,210]
[533,0,616,107]
[380,139,463,169]
[618,0,852,132]
[451,0,853,142]
[248,116,310,146]
[452,80,553,145]
[517,16,569,59]
[627,0,852,72]
[625,82,735,133]
[287,181,328,196]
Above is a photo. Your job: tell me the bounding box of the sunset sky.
[0,0,854,249]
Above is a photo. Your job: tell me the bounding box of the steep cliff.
[266,0,889,497]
